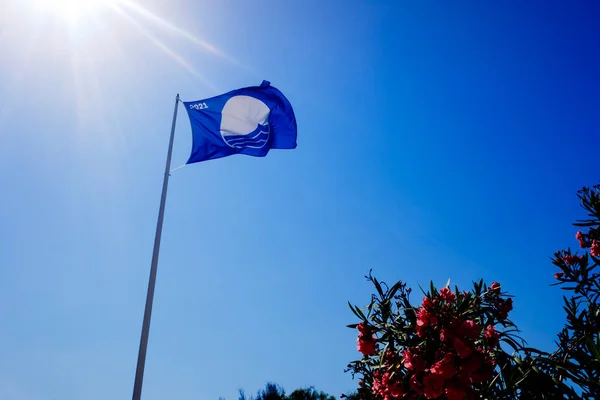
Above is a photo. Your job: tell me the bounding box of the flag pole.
[132,93,180,400]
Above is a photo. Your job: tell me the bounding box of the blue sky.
[1,1,599,399]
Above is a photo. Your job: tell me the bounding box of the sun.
[34,0,119,24]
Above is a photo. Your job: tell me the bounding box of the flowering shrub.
[345,274,526,400]
[547,184,600,399]
[345,184,600,399]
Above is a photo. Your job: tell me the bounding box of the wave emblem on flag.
[183,80,297,164]
[220,95,270,149]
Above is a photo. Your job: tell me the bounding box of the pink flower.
[357,337,376,355]
[576,231,586,248]
[430,354,455,379]
[453,338,472,359]
[439,287,456,303]
[388,382,404,398]
[497,298,513,320]
[410,374,424,394]
[417,307,438,327]
[385,350,396,363]
[403,349,425,371]
[372,377,382,396]
[489,282,501,292]
[423,373,445,399]
[402,349,415,369]
[445,385,466,400]
[357,322,370,335]
[484,325,500,348]
[416,307,437,338]
[564,254,582,266]
[356,323,376,355]
[591,240,600,257]
[381,372,391,386]
[440,328,452,342]
[554,272,564,280]
[422,296,434,310]
[460,320,481,339]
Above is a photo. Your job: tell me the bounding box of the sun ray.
[117,0,249,71]
[111,4,219,93]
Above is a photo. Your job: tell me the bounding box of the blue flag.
[183,80,297,164]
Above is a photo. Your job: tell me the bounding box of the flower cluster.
[592,240,600,257]
[349,278,510,400]
[346,184,600,400]
[563,254,583,266]
[396,288,501,399]
[357,322,377,356]
[573,230,600,257]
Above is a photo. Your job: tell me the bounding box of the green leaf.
[388,281,402,298]
[348,302,365,321]
[585,336,600,360]
[373,278,384,298]
[573,220,599,227]
[355,305,367,321]
[501,336,522,352]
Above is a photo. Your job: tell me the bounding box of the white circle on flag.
[220,95,271,149]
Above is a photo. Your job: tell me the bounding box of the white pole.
[132,93,180,400]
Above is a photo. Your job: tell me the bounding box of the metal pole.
[132,94,180,400]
